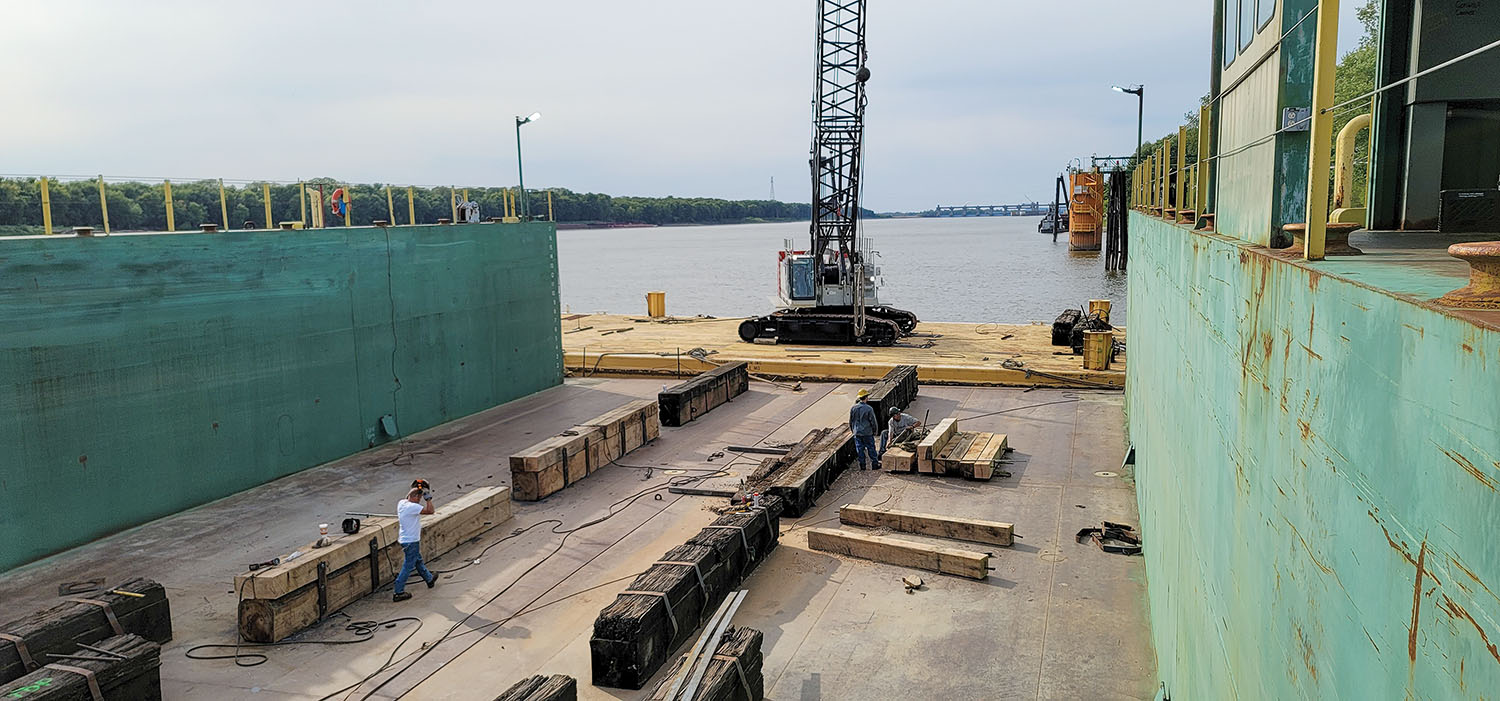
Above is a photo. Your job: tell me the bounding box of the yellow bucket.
[1082,330,1112,370]
[645,291,667,318]
[1088,299,1111,324]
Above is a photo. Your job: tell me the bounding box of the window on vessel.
[1224,0,1239,66]
[1257,0,1275,30]
[1239,0,1255,51]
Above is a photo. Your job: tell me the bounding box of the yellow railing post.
[40,177,53,235]
[344,185,352,227]
[1162,137,1174,215]
[262,183,273,229]
[1304,0,1341,260]
[449,188,458,221]
[1197,103,1212,217]
[547,190,554,222]
[1176,127,1187,217]
[164,179,175,232]
[407,186,416,225]
[386,185,396,224]
[298,180,307,227]
[218,179,229,230]
[98,175,111,234]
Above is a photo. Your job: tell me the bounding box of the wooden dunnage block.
[934,431,979,477]
[0,634,161,701]
[0,579,171,686]
[510,427,603,501]
[648,626,764,701]
[916,418,957,474]
[880,446,915,473]
[496,673,578,701]
[969,433,1008,480]
[237,487,511,643]
[659,362,748,427]
[839,504,1013,546]
[805,528,990,580]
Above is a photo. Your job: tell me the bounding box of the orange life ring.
[330,188,346,216]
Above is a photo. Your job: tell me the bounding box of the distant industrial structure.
[931,202,1051,217]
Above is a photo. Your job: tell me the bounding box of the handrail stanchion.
[41,177,53,235]
[164,179,175,232]
[98,175,111,234]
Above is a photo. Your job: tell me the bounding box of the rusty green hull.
[1127,212,1500,698]
[0,222,563,570]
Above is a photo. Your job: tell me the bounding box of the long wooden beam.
[838,504,1013,546]
[805,528,990,580]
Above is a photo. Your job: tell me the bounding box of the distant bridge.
[933,202,1054,217]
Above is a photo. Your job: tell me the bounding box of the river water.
[556,216,1126,324]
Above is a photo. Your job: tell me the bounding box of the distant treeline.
[0,178,827,233]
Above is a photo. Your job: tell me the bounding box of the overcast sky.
[2,2,1368,212]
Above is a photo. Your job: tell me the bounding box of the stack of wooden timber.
[648,626,765,701]
[865,364,918,426]
[590,498,783,690]
[511,399,660,501]
[0,634,161,701]
[749,426,853,517]
[658,362,749,427]
[0,578,171,686]
[899,418,1008,479]
[236,486,512,643]
[806,528,991,580]
[495,674,577,701]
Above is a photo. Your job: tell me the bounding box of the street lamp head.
[1112,84,1144,96]
[517,112,542,126]
[1112,85,1127,93]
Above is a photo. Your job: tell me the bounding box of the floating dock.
[561,314,1124,388]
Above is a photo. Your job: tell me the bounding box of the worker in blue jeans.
[393,486,437,601]
[850,389,880,470]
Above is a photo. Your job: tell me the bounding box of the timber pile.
[0,578,171,685]
[659,362,749,427]
[865,364,918,426]
[512,400,660,501]
[495,674,577,701]
[590,498,782,690]
[648,626,765,701]
[839,505,1014,547]
[1052,309,1081,345]
[0,633,161,701]
[806,528,990,580]
[750,426,852,516]
[236,486,512,643]
[904,418,1007,479]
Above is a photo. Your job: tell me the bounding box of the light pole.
[515,112,541,219]
[1112,85,1144,165]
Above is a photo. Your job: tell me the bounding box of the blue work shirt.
[849,401,878,437]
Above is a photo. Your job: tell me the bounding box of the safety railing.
[0,175,558,236]
[1129,103,1213,229]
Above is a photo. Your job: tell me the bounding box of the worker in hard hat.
[880,406,921,455]
[850,389,879,470]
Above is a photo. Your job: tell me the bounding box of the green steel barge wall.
[1128,213,1500,698]
[0,222,563,570]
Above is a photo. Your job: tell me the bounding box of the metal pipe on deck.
[1303,0,1341,260]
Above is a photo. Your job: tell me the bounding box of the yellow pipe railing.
[98,175,111,234]
[1303,0,1341,260]
[164,179,175,232]
[1331,112,1372,224]
[40,177,53,235]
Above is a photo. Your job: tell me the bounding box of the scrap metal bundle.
[495,674,577,701]
[0,578,172,685]
[658,362,750,427]
[648,626,765,701]
[590,498,783,690]
[0,633,162,700]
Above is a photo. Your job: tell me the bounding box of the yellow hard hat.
[857,389,870,398]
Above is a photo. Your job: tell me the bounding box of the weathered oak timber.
[880,446,915,472]
[590,499,782,690]
[648,626,765,701]
[236,486,511,643]
[932,431,1008,479]
[865,365,918,427]
[838,504,1014,546]
[0,634,161,701]
[0,579,171,686]
[805,528,990,579]
[659,362,749,427]
[495,673,577,701]
[755,426,852,516]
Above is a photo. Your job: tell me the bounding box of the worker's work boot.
[393,592,413,602]
[426,576,436,589]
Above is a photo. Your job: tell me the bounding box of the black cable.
[183,616,423,668]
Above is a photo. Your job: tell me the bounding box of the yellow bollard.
[218,179,229,231]
[40,177,53,235]
[407,186,416,225]
[1303,0,1341,260]
[164,179,175,232]
[386,185,396,225]
[262,183,273,230]
[98,175,111,234]
[646,291,667,318]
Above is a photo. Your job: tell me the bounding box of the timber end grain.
[0,578,171,686]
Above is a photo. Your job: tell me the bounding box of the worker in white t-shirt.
[393,486,436,601]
